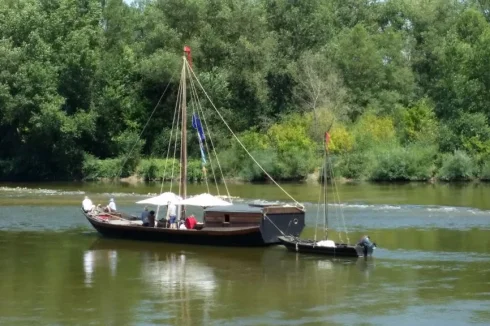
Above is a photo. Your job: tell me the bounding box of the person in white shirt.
[82,196,94,213]
[107,198,117,212]
[167,201,177,229]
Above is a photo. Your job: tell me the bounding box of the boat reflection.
[87,238,294,325]
[86,238,375,282]
[140,251,216,297]
[83,249,118,287]
[83,238,376,324]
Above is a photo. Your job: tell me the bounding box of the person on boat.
[156,217,168,228]
[82,196,94,213]
[178,217,187,229]
[148,210,156,227]
[357,235,376,257]
[107,198,117,212]
[96,204,103,213]
[141,206,150,226]
[167,201,177,229]
[185,215,197,229]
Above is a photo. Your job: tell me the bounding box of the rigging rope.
[115,72,175,180]
[155,66,184,219]
[185,60,303,208]
[262,213,286,237]
[324,145,344,243]
[334,200,344,243]
[323,146,329,240]
[328,155,350,244]
[188,86,211,194]
[161,63,185,194]
[189,79,216,194]
[187,68,213,194]
[313,173,323,242]
[185,60,233,202]
[314,147,327,242]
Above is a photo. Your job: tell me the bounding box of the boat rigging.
[81,46,305,247]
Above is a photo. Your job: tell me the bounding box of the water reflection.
[140,251,217,297]
[83,250,94,287]
[83,249,118,287]
[2,230,489,325]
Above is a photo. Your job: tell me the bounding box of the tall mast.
[180,47,191,202]
[324,131,330,240]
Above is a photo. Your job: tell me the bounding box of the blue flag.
[192,113,207,165]
[191,113,205,142]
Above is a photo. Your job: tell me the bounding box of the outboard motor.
[357,235,376,257]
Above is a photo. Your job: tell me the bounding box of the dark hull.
[84,213,296,247]
[278,236,364,257]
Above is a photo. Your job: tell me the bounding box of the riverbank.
[85,154,486,184]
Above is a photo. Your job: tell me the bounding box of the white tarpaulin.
[136,192,182,206]
[178,193,232,207]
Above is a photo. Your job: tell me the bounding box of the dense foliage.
[1,0,490,182]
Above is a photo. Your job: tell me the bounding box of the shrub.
[335,151,373,179]
[136,158,179,181]
[438,112,490,155]
[328,124,354,154]
[274,147,319,181]
[82,154,125,180]
[0,160,14,179]
[137,159,160,181]
[113,131,145,175]
[238,149,278,182]
[136,158,214,182]
[81,154,99,180]
[397,98,438,145]
[187,159,206,182]
[479,160,490,181]
[368,145,436,181]
[437,151,475,181]
[353,112,397,149]
[267,114,315,154]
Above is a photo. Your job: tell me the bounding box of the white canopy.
[136,192,182,206]
[178,193,232,208]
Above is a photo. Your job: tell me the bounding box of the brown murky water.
[0,182,489,325]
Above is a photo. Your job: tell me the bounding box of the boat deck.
[97,217,259,232]
[200,226,258,232]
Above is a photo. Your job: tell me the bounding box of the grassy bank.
[79,107,489,184]
[81,150,486,184]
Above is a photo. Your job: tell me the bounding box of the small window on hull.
[225,214,230,222]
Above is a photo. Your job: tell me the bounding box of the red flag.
[184,45,192,68]
[325,132,331,149]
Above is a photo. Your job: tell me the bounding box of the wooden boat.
[83,46,305,246]
[277,131,377,257]
[278,236,367,257]
[83,203,304,246]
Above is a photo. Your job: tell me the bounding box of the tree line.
[1,0,490,182]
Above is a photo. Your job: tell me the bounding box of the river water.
[0,182,489,325]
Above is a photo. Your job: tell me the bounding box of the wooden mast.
[324,131,331,240]
[180,47,189,207]
[323,141,328,240]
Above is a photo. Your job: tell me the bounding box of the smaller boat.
[278,130,377,258]
[278,235,375,258]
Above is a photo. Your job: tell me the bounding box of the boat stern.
[260,206,305,244]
